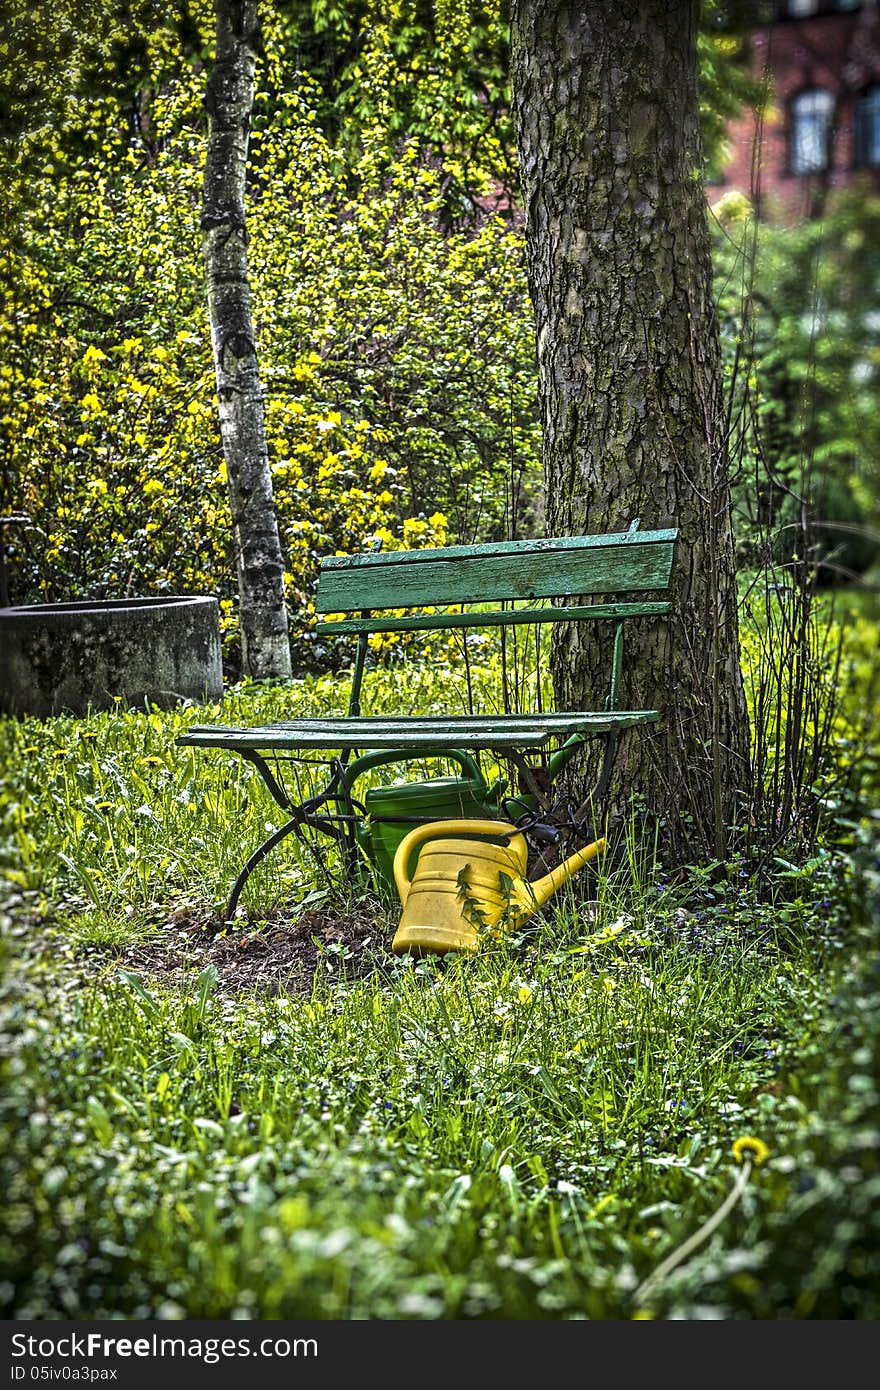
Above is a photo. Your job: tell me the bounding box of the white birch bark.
[201,0,291,680]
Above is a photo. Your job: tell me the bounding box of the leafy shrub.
[710,183,880,572]
[0,48,540,664]
[772,477,880,585]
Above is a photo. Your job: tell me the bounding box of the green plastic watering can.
[346,747,507,899]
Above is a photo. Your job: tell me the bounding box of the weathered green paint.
[609,622,625,711]
[178,709,659,752]
[259,713,654,729]
[348,630,370,716]
[316,531,676,614]
[347,536,382,716]
[317,599,671,637]
[321,528,676,571]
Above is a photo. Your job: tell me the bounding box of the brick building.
[715,0,880,222]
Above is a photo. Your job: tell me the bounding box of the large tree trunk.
[510,0,749,863]
[202,0,291,681]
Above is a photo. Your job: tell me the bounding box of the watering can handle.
[346,746,486,790]
[392,818,525,904]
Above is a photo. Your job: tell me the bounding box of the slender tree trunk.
[510,0,749,863]
[202,0,291,680]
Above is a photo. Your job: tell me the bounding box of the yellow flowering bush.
[1,43,540,672]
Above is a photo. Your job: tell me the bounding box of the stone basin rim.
[0,595,216,617]
[0,594,224,718]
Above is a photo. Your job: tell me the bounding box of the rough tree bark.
[510,0,749,862]
[202,0,291,680]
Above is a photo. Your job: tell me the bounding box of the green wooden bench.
[177,521,678,921]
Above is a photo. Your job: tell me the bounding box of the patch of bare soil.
[115,905,400,997]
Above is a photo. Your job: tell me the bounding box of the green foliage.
[710,183,880,582]
[0,0,758,643]
[0,595,877,1319]
[736,562,879,862]
[698,0,764,182]
[1,723,877,1316]
[248,83,541,556]
[0,51,540,661]
[0,1,177,143]
[272,0,516,218]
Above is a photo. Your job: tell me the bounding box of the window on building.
[790,89,835,172]
[856,86,880,168]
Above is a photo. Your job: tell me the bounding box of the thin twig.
[632,1157,754,1309]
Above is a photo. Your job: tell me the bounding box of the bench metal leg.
[561,731,619,849]
[224,814,308,924]
[222,754,366,924]
[523,730,621,882]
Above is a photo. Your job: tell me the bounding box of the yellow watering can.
[391,818,606,956]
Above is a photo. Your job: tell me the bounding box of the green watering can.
[347,748,507,899]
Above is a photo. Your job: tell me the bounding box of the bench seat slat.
[317,600,672,636]
[212,715,657,734]
[177,710,659,753]
[316,531,677,614]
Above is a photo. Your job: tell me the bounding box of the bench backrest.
[315,527,678,637]
[314,525,678,717]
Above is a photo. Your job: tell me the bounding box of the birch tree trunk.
[510,0,749,862]
[201,0,291,681]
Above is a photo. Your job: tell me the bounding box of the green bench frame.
[177,520,678,921]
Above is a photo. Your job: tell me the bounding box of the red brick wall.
[714,7,880,223]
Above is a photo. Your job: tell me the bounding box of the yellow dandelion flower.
[732,1136,770,1166]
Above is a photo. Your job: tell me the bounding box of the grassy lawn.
[1,605,878,1320]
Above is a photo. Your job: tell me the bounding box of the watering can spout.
[526,836,607,912]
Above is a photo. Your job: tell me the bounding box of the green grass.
[0,616,878,1320]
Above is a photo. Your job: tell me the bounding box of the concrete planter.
[0,595,224,719]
